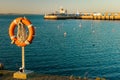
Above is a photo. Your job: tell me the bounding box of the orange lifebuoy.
[9,17,35,47]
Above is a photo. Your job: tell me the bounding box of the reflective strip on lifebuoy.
[9,17,35,47]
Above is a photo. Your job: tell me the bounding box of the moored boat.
[44,7,78,19]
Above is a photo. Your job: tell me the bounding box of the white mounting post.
[22,47,25,72]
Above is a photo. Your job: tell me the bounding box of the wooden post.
[22,47,25,72]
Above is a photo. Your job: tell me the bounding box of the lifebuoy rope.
[17,20,28,43]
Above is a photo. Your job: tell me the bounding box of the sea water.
[0,14,120,79]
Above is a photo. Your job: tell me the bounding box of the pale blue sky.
[0,0,120,14]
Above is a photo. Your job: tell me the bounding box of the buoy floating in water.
[92,30,95,33]
[79,23,82,28]
[64,32,67,37]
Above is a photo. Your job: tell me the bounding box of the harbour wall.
[76,12,120,20]
[78,16,120,20]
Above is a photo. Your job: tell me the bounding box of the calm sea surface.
[0,14,120,79]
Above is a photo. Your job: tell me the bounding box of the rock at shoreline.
[0,63,4,70]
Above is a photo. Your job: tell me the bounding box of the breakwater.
[44,12,120,20]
